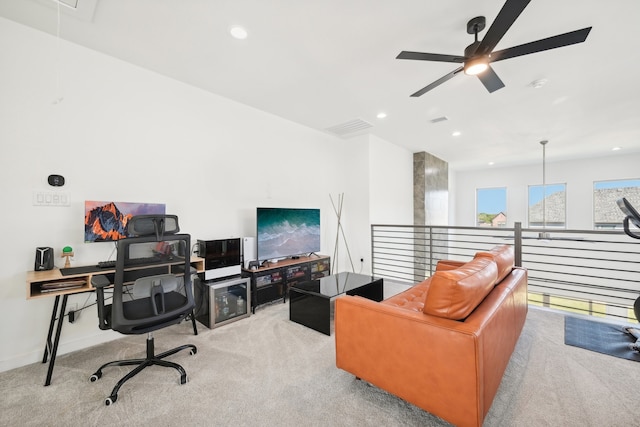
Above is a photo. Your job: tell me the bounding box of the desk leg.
[42,295,60,364]
[42,294,68,386]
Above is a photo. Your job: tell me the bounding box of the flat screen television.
[256,207,320,261]
[84,200,166,242]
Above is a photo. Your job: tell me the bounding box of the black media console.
[241,255,330,313]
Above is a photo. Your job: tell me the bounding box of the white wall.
[0,18,411,372]
[454,154,640,228]
[368,135,413,225]
[328,134,415,274]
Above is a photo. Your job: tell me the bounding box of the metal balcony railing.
[371,223,640,322]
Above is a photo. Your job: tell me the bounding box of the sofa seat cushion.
[474,244,514,285]
[382,280,429,312]
[423,257,498,320]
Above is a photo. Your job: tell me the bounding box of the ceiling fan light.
[464,58,488,75]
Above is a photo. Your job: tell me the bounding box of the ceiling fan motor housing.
[467,16,486,35]
[465,41,482,58]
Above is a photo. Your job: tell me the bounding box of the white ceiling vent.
[35,0,98,22]
[325,118,373,139]
[429,116,449,124]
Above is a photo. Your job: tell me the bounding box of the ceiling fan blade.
[477,66,505,93]
[397,51,465,63]
[410,67,464,97]
[489,27,592,62]
[476,0,531,56]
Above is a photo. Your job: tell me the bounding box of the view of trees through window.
[528,183,566,228]
[593,179,640,229]
[476,187,507,227]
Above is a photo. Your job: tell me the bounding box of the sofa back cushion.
[423,257,498,320]
[474,244,514,285]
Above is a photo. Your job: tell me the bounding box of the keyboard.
[97,260,116,269]
[97,256,164,269]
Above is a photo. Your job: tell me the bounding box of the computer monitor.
[84,201,166,243]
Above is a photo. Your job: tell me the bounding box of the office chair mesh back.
[110,228,194,335]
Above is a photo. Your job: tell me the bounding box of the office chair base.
[90,336,197,405]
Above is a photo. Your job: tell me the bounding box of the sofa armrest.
[435,259,466,271]
[335,296,483,426]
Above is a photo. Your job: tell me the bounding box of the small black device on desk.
[97,260,116,269]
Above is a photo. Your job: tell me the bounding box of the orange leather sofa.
[335,245,527,427]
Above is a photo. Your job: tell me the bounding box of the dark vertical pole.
[514,222,522,267]
[370,224,374,277]
[429,227,434,275]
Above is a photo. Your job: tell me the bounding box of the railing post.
[429,227,434,275]
[370,224,373,276]
[514,222,522,267]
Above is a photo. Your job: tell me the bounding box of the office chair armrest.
[91,274,111,288]
[91,274,112,330]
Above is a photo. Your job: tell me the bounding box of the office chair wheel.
[105,395,117,406]
[190,348,197,355]
[89,372,102,382]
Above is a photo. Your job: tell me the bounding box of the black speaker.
[35,247,54,271]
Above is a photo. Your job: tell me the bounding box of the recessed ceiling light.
[488,161,495,166]
[612,147,621,151]
[376,112,387,119]
[229,26,248,40]
[452,131,461,137]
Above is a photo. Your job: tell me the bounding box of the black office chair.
[90,214,197,405]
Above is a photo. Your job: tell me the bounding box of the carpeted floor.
[1,302,639,427]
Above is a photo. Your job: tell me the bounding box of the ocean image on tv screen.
[84,201,166,242]
[257,208,320,260]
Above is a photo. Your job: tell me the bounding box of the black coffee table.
[289,272,383,335]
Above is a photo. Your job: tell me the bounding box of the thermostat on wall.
[48,174,65,187]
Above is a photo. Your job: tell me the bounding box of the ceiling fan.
[397,0,592,96]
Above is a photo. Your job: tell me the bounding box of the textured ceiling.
[1,0,639,170]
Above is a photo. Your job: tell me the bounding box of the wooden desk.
[26,256,205,386]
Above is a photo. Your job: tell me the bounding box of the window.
[476,187,507,227]
[593,179,640,229]
[528,183,566,228]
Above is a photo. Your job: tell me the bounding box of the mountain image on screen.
[257,208,320,260]
[85,202,129,241]
[84,201,166,242]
